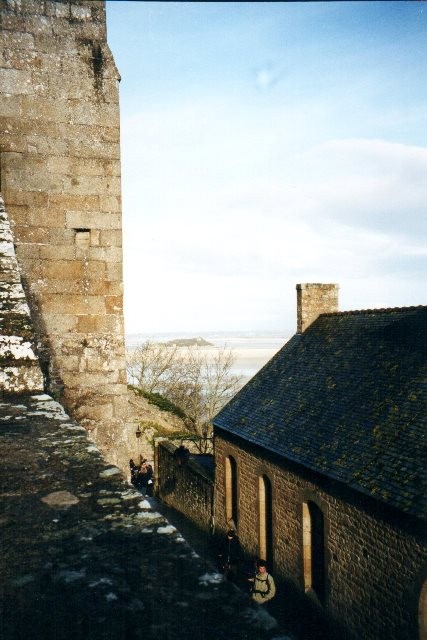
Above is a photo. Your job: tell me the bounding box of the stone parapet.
[156,440,214,534]
[0,195,44,394]
[0,393,280,640]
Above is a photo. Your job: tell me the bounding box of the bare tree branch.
[127,342,242,437]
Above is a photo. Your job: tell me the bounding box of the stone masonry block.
[105,261,123,282]
[0,32,35,51]
[70,4,92,21]
[100,230,122,247]
[67,139,120,160]
[38,245,75,260]
[47,194,100,210]
[15,244,42,261]
[40,313,77,334]
[4,190,48,208]
[0,94,22,118]
[103,281,123,297]
[0,15,27,33]
[0,68,33,95]
[66,175,120,197]
[76,314,123,334]
[39,293,106,315]
[76,246,122,263]
[0,135,27,153]
[20,95,70,123]
[66,210,120,230]
[105,295,123,314]
[1,48,40,73]
[39,260,84,281]
[17,206,66,228]
[69,100,119,127]
[46,155,72,174]
[99,195,121,213]
[44,1,70,19]
[13,225,49,245]
[47,229,76,245]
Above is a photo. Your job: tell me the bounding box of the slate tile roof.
[213,306,427,520]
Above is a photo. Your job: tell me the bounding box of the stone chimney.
[296,283,339,333]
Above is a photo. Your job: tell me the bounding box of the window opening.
[225,455,238,527]
[302,501,326,603]
[258,474,273,565]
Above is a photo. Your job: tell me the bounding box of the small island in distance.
[165,336,214,347]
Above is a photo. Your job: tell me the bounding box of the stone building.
[213,283,427,640]
[0,0,133,469]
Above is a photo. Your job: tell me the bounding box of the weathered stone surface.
[0,0,130,470]
[0,196,44,394]
[0,394,282,640]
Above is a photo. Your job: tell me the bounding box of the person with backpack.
[248,559,276,605]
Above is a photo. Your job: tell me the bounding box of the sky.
[105,1,427,335]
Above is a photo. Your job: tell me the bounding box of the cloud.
[213,139,427,237]
[253,63,285,92]
[120,101,426,332]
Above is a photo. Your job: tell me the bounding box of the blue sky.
[106,1,426,335]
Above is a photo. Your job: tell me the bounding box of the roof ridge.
[320,305,427,317]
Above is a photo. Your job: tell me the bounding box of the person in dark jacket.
[217,529,242,582]
[129,459,139,486]
[136,461,152,496]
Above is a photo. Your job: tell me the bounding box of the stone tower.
[0,0,131,469]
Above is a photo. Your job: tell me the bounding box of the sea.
[126,331,289,385]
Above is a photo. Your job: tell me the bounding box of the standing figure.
[146,463,154,496]
[248,559,276,605]
[217,529,242,582]
[129,459,139,486]
[136,461,152,496]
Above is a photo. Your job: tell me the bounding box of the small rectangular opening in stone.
[74,228,91,247]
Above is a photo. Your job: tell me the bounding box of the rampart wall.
[156,441,214,534]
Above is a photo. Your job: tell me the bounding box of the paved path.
[0,393,294,640]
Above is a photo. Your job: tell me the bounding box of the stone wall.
[156,441,214,534]
[0,195,44,393]
[215,432,426,640]
[0,0,133,470]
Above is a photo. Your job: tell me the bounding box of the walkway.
[152,498,329,640]
[0,392,293,640]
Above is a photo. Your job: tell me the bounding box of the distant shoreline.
[126,332,289,381]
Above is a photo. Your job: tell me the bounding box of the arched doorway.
[302,500,326,603]
[258,474,273,565]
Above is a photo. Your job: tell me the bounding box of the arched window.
[302,501,326,603]
[225,455,238,527]
[258,474,273,565]
[419,580,427,640]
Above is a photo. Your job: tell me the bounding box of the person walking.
[217,529,242,582]
[248,559,276,605]
[136,461,152,496]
